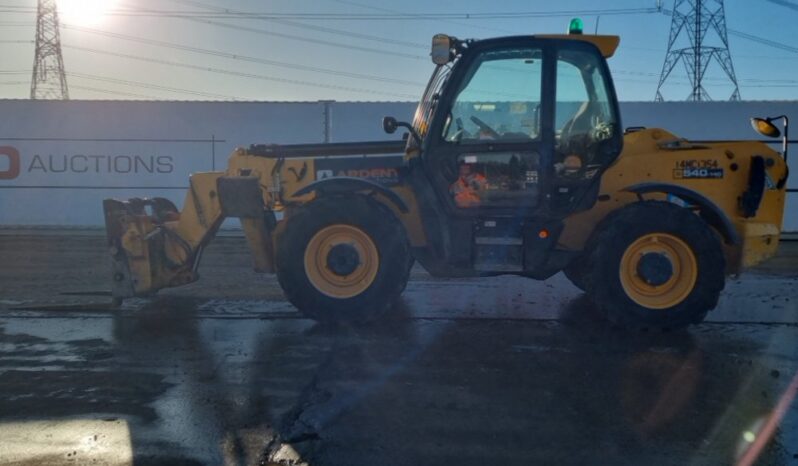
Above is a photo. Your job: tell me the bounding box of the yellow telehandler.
[103,25,789,329]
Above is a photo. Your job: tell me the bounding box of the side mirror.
[382,115,422,146]
[751,117,781,138]
[750,115,789,163]
[383,116,398,134]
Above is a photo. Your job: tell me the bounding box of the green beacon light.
[569,17,584,35]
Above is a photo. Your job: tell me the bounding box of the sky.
[0,0,796,102]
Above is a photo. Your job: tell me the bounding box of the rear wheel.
[587,201,725,330]
[275,196,410,323]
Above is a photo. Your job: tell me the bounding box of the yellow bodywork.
[223,149,428,248]
[101,30,788,313]
[113,148,427,296]
[116,172,225,295]
[110,127,787,298]
[560,129,787,271]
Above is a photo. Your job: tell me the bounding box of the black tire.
[275,195,411,323]
[563,258,589,292]
[586,201,725,330]
[400,256,416,293]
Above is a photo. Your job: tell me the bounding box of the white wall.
[0,99,795,229]
[0,100,331,225]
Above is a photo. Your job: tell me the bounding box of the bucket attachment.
[103,197,199,299]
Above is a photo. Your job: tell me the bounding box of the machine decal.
[675,159,720,169]
[673,168,724,179]
[315,155,404,185]
[673,160,724,179]
[287,162,308,182]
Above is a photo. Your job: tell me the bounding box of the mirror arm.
[779,115,788,163]
[770,115,789,163]
[399,123,423,147]
[384,116,422,146]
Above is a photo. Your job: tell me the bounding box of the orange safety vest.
[452,173,486,207]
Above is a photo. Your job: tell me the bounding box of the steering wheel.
[470,116,500,139]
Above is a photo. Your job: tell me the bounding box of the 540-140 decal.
[673,159,724,180]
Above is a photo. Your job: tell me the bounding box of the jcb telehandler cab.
[104,28,789,330]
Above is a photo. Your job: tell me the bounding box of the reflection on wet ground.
[1,283,796,466]
[0,236,796,465]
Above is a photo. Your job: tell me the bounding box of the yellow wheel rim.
[619,233,698,310]
[303,224,379,299]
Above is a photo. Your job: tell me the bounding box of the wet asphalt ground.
[0,232,796,466]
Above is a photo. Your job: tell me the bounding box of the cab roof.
[536,34,621,58]
[464,34,621,59]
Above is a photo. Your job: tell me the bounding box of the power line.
[4,7,426,61]
[69,85,157,99]
[614,68,798,84]
[5,40,419,98]
[67,72,241,100]
[5,33,794,93]
[0,4,30,10]
[6,35,794,93]
[0,68,239,99]
[764,0,798,11]
[172,16,426,60]
[727,29,798,54]
[659,7,798,55]
[166,0,426,49]
[61,44,419,99]
[60,23,424,87]
[328,0,515,34]
[0,6,666,19]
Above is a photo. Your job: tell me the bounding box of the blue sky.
[0,0,796,102]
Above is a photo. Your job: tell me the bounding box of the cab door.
[422,43,555,217]
[422,39,623,219]
[415,38,622,272]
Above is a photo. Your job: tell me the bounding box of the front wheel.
[275,196,410,323]
[587,201,725,330]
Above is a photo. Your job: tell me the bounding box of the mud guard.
[623,183,740,245]
[292,176,409,213]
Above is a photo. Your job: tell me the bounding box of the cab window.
[554,48,619,178]
[442,48,543,144]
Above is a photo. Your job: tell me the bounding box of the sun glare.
[58,0,118,26]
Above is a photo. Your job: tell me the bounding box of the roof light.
[568,17,584,35]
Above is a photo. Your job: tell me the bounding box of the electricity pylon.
[655,0,740,102]
[31,0,69,100]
